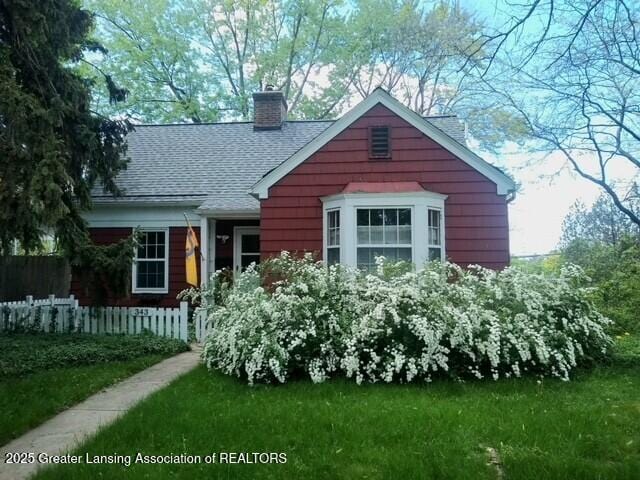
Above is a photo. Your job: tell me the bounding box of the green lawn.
[0,333,189,445]
[35,339,640,480]
[0,355,164,445]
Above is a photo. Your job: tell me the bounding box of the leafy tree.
[84,0,525,149]
[561,194,639,248]
[559,194,640,333]
[477,0,640,224]
[81,0,220,123]
[339,0,526,151]
[0,0,136,298]
[85,0,346,122]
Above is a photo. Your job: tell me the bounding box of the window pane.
[370,209,383,226]
[138,231,166,259]
[383,225,397,244]
[357,247,370,266]
[384,209,397,226]
[429,248,442,261]
[357,209,369,226]
[370,225,383,244]
[327,248,340,265]
[429,227,441,246]
[376,247,411,262]
[397,247,412,262]
[428,209,440,227]
[357,226,369,244]
[327,210,340,248]
[240,254,260,270]
[428,209,441,246]
[398,208,411,225]
[137,260,164,289]
[371,247,385,260]
[398,226,411,244]
[241,234,260,253]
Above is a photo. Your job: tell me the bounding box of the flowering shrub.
[202,253,612,385]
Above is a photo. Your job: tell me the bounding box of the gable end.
[251,89,516,199]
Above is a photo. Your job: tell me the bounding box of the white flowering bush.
[202,252,612,385]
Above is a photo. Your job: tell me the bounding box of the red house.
[73,88,516,306]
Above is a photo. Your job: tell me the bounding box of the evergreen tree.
[0,0,130,254]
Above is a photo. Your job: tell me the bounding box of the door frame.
[233,226,261,273]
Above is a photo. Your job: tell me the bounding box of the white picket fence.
[0,296,189,341]
[193,307,210,343]
[0,294,79,309]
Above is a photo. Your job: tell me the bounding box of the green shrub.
[562,238,640,334]
[0,333,189,377]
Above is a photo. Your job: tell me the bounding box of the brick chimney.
[253,85,287,130]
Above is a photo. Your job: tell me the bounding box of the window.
[428,208,443,261]
[321,190,446,269]
[234,227,260,273]
[356,208,412,271]
[326,209,341,265]
[133,229,169,293]
[369,126,391,158]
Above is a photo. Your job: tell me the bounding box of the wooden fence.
[0,294,78,309]
[0,256,70,302]
[0,297,189,341]
[194,307,210,343]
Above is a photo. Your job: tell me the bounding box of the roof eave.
[196,208,260,219]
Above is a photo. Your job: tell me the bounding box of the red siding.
[260,104,510,269]
[70,227,200,307]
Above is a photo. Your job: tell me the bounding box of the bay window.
[132,229,169,293]
[322,190,446,269]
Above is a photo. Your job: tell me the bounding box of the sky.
[456,0,610,256]
[484,146,602,256]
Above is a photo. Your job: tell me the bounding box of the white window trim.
[321,191,447,269]
[132,227,170,294]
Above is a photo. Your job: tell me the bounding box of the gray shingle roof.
[92,116,466,211]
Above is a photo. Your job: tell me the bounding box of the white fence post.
[179,301,188,342]
[194,307,210,344]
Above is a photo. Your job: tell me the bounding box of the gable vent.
[369,126,391,158]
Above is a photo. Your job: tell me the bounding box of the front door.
[233,227,260,273]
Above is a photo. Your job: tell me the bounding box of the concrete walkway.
[0,349,200,480]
